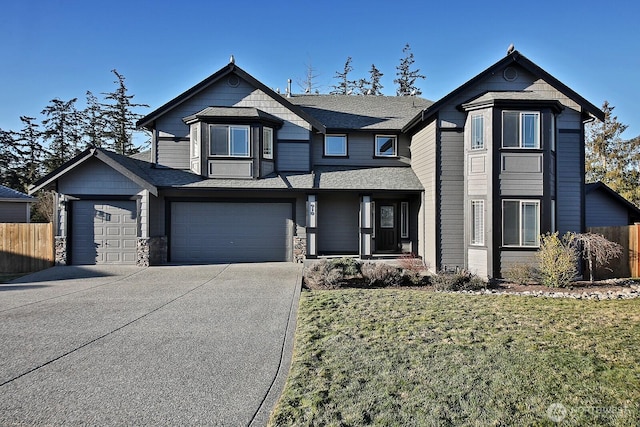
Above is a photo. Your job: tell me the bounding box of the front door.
[376,203,398,252]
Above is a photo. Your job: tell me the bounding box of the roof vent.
[227,75,240,87]
[503,67,518,82]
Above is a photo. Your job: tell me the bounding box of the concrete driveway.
[0,263,302,426]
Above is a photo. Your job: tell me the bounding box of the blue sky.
[1,0,639,139]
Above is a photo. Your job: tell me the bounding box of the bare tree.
[297,62,321,94]
[571,233,623,282]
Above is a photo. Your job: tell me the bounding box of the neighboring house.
[30,50,604,278]
[0,185,33,223]
[585,182,640,227]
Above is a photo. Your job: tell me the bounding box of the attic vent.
[503,67,518,82]
[227,75,240,87]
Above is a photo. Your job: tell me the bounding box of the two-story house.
[31,50,604,278]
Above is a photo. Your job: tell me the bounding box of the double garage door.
[71,200,138,265]
[170,201,293,263]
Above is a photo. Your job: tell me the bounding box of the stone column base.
[294,236,307,263]
[54,236,67,266]
[137,236,168,267]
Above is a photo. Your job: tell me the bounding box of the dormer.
[183,107,283,179]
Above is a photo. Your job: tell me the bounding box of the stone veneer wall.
[294,236,306,263]
[136,236,168,267]
[54,236,67,266]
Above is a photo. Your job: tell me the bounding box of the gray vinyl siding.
[439,130,465,270]
[153,77,312,169]
[312,133,411,167]
[0,202,30,222]
[556,131,583,234]
[277,141,310,172]
[499,153,544,196]
[317,193,359,254]
[58,159,142,195]
[501,250,538,269]
[586,190,630,227]
[410,119,437,269]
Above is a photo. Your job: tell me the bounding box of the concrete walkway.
[0,263,302,426]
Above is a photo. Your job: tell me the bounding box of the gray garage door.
[71,200,137,265]
[170,202,292,263]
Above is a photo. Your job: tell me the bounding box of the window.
[502,111,540,148]
[324,134,347,156]
[263,127,273,159]
[375,135,397,157]
[210,125,250,157]
[502,200,540,247]
[471,115,484,150]
[401,202,409,238]
[471,200,484,245]
[190,124,200,157]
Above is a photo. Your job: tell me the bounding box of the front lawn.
[270,290,640,426]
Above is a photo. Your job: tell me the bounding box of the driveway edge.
[249,266,303,427]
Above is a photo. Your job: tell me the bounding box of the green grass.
[270,290,640,426]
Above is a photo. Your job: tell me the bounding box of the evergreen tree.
[369,64,384,96]
[330,57,357,95]
[394,43,425,96]
[14,116,45,192]
[41,97,84,171]
[102,69,148,155]
[356,77,370,95]
[83,90,109,149]
[0,128,23,190]
[585,101,640,206]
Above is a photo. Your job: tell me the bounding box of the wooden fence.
[0,223,54,273]
[588,224,640,279]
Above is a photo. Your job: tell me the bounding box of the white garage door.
[71,200,137,265]
[170,202,292,263]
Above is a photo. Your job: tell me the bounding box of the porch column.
[360,195,373,259]
[306,194,318,258]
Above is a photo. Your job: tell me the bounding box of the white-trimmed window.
[502,111,540,148]
[375,135,397,157]
[263,127,273,159]
[324,134,347,156]
[502,200,540,247]
[471,115,484,150]
[210,125,250,157]
[190,124,200,157]
[471,200,484,245]
[401,201,409,238]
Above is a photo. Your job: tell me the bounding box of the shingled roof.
[289,94,432,131]
[0,185,33,201]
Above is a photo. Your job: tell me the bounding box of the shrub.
[571,232,623,282]
[360,262,404,287]
[502,262,537,285]
[304,260,343,289]
[397,253,427,285]
[328,257,361,277]
[431,270,486,292]
[536,232,578,288]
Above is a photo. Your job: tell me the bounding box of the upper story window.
[325,134,347,156]
[471,115,484,150]
[210,125,250,157]
[502,111,540,149]
[375,135,397,157]
[263,127,273,159]
[190,124,200,157]
[502,199,540,247]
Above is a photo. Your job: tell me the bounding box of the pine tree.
[394,44,425,96]
[14,116,45,191]
[102,69,148,155]
[330,57,357,95]
[0,128,23,190]
[369,64,384,96]
[83,90,109,149]
[41,98,84,171]
[585,101,640,206]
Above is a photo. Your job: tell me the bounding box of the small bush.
[397,253,427,285]
[537,232,578,288]
[304,260,343,289]
[360,262,404,287]
[328,257,361,277]
[502,262,537,285]
[431,270,486,292]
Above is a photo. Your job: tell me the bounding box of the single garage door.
[71,200,137,265]
[170,202,292,263]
